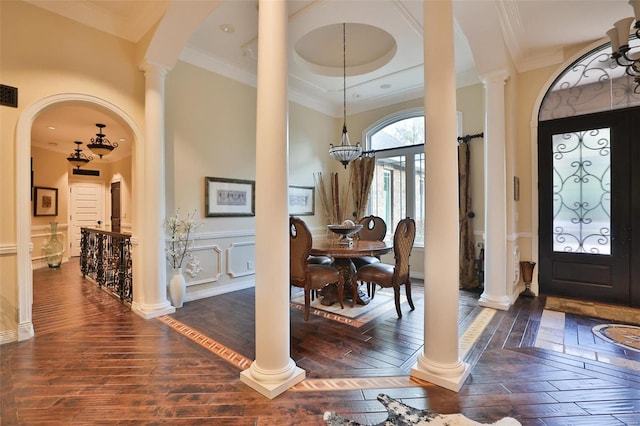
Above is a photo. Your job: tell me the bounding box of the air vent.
[0,84,18,108]
[72,169,100,176]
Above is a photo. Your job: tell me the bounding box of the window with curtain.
[366,112,425,246]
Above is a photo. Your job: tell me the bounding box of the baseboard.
[185,278,255,302]
[32,257,69,270]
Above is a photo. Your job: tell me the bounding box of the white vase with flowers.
[165,210,202,308]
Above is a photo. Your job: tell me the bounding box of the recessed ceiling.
[294,23,396,77]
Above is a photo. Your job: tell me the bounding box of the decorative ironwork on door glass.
[552,128,611,254]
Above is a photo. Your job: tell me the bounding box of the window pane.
[370,155,406,241]
[413,153,425,246]
[552,128,611,254]
[370,117,424,150]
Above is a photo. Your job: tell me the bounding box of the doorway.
[538,107,640,307]
[111,181,121,233]
[69,181,105,257]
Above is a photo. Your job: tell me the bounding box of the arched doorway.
[536,41,640,307]
[15,93,142,341]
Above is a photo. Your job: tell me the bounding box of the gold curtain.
[458,142,479,289]
[349,153,376,221]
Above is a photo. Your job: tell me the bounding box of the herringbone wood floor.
[2,259,640,425]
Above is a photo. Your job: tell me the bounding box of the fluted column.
[240,0,305,399]
[478,71,512,310]
[132,62,175,319]
[410,0,469,392]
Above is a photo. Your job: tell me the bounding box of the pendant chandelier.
[86,123,118,158]
[329,23,362,169]
[607,0,640,93]
[67,141,93,169]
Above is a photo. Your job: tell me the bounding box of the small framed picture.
[34,186,58,216]
[205,177,255,217]
[288,185,315,216]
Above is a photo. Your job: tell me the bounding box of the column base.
[131,301,175,319]
[240,366,305,399]
[478,293,511,311]
[18,321,34,341]
[410,359,470,392]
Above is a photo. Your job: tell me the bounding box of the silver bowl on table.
[327,224,363,246]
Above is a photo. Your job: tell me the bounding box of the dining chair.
[351,217,415,318]
[290,216,344,321]
[353,215,387,298]
[305,255,332,301]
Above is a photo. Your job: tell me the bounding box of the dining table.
[310,238,393,306]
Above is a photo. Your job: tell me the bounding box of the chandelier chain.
[343,22,346,128]
[328,22,362,168]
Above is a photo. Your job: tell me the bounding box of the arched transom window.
[540,38,640,121]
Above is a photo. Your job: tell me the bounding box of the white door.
[69,181,104,257]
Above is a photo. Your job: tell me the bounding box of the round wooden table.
[310,238,392,306]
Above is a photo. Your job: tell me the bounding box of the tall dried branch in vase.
[315,172,352,225]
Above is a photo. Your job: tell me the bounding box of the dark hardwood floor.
[2,258,640,425]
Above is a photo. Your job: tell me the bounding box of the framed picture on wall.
[288,186,315,216]
[205,177,255,217]
[34,186,58,216]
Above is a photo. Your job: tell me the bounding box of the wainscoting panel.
[185,244,222,286]
[226,241,256,278]
[179,233,256,303]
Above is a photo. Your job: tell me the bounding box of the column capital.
[139,61,168,79]
[480,70,510,86]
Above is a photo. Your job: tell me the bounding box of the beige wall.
[31,147,70,269]
[31,148,69,229]
[1,0,145,340]
[165,60,339,300]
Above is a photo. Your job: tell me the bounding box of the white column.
[240,0,304,399]
[411,0,470,392]
[132,62,175,319]
[478,71,512,310]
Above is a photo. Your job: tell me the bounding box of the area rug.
[324,393,521,425]
[290,288,412,327]
[545,296,640,326]
[592,324,640,353]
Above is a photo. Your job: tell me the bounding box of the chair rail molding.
[0,244,17,255]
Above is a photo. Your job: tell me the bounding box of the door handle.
[97,220,102,225]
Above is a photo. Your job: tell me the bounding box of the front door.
[539,108,640,307]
